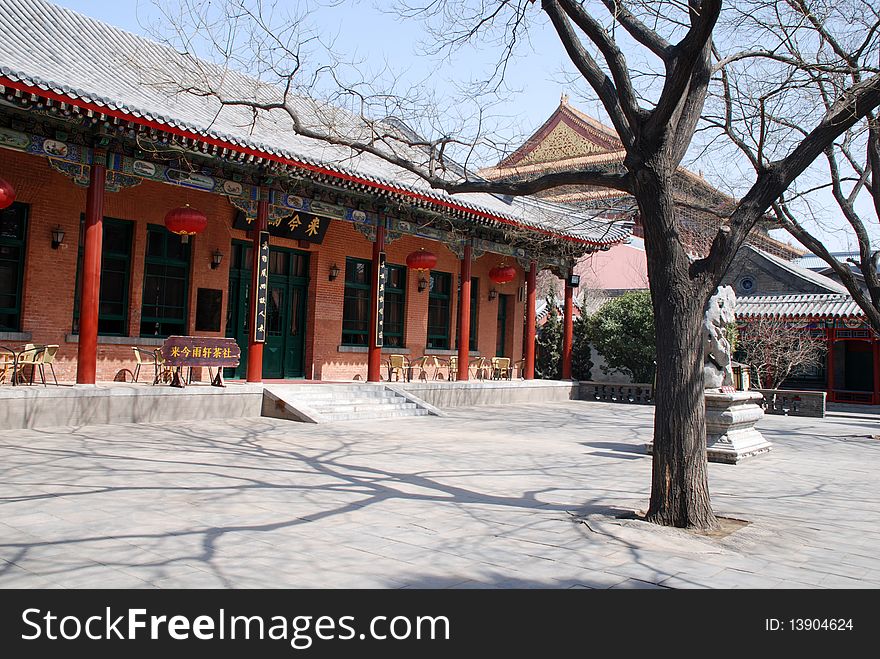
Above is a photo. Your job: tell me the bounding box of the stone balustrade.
[753,388,826,418]
[579,381,654,404]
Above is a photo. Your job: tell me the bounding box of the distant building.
[480,95,803,295]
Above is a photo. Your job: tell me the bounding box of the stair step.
[321,408,430,421]
[311,402,417,414]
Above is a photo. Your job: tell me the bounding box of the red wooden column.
[561,279,574,380]
[246,191,269,382]
[523,260,537,380]
[873,337,880,405]
[367,223,386,382]
[826,326,835,403]
[457,245,472,381]
[75,151,106,384]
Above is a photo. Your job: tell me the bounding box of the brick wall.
[2,147,527,382]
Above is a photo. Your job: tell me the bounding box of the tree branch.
[694,72,880,283]
[601,0,671,60]
[541,0,634,147]
[555,0,645,128]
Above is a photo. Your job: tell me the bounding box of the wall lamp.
[329,263,340,281]
[418,275,428,293]
[210,249,223,270]
[51,225,65,249]
[488,288,498,301]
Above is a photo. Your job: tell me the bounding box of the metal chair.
[37,344,60,385]
[15,344,45,385]
[410,355,445,381]
[132,346,159,383]
[0,345,17,385]
[469,356,489,380]
[491,356,512,380]
[385,354,409,382]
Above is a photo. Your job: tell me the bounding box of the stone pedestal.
[645,391,771,464]
[704,390,771,463]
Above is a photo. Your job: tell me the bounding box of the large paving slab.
[1,400,879,588]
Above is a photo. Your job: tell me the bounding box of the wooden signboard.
[253,231,270,344]
[160,336,241,387]
[375,251,386,348]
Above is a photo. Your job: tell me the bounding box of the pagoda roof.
[0,0,631,249]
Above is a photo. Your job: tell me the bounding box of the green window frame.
[427,270,451,349]
[383,263,406,347]
[342,257,371,346]
[0,202,27,332]
[140,224,191,338]
[73,216,133,336]
[455,276,479,352]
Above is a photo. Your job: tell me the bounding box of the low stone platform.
[0,382,264,430]
[397,379,578,408]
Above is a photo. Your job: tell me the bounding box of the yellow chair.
[469,356,489,380]
[491,357,512,380]
[411,355,444,381]
[386,354,409,382]
[132,346,159,383]
[153,348,173,385]
[0,345,17,384]
[446,356,458,381]
[38,344,60,385]
[15,344,44,385]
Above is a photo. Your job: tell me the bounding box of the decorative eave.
[0,74,629,250]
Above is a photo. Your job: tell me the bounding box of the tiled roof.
[745,245,848,294]
[0,0,630,247]
[736,294,863,319]
[792,252,870,272]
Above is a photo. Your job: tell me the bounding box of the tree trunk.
[634,169,718,530]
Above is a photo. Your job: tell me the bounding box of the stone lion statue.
[703,285,736,390]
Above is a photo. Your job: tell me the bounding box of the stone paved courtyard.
[1,400,879,589]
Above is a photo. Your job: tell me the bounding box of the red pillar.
[826,326,835,403]
[367,223,386,382]
[873,337,880,405]
[457,245,472,381]
[76,152,106,384]
[524,260,537,380]
[246,192,269,382]
[562,280,574,380]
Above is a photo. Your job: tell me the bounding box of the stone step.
[309,401,418,414]
[320,408,431,422]
[274,392,398,403]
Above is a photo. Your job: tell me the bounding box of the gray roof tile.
[736,293,863,319]
[0,0,630,246]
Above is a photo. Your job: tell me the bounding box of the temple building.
[0,0,629,385]
[480,95,803,295]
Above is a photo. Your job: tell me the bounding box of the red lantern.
[164,204,208,236]
[0,177,16,210]
[489,263,516,285]
[406,248,437,271]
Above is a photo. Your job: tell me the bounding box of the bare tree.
[737,317,826,389]
[707,0,880,331]
[150,0,880,528]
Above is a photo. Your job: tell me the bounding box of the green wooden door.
[225,242,308,379]
[496,294,509,357]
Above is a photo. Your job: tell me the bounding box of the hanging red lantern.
[0,177,16,210]
[164,204,208,236]
[406,247,437,271]
[489,263,516,285]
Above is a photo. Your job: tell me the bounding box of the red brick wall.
[2,147,526,382]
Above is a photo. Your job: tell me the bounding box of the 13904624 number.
[790,619,853,631]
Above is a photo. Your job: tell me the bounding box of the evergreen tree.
[589,291,656,384]
[535,295,562,380]
[571,307,592,381]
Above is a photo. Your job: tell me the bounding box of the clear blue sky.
[51,0,857,252]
